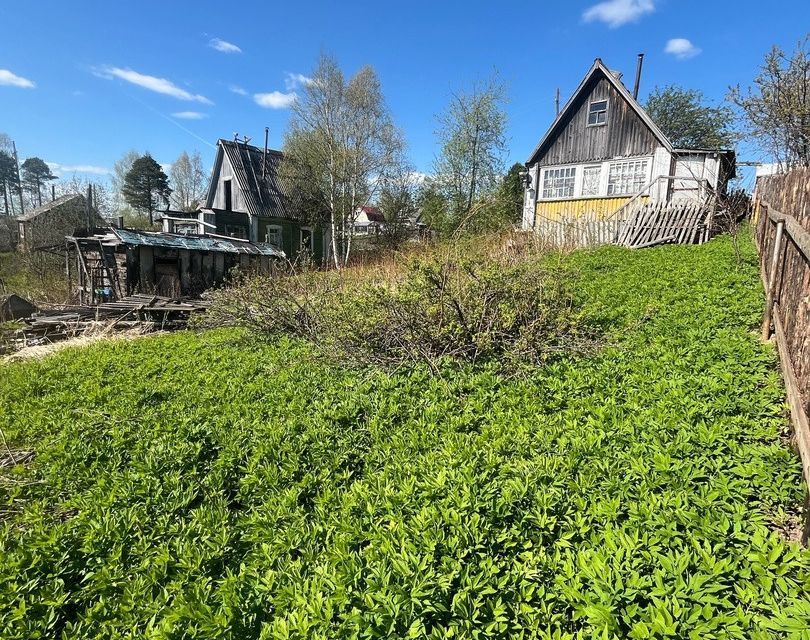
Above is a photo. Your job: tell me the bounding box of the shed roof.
[17,193,87,222]
[112,228,285,257]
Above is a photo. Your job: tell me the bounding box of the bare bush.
[199,249,600,375]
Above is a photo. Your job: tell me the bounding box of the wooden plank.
[761,219,785,339]
[772,304,810,543]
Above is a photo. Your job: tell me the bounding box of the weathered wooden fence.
[755,168,810,541]
[533,175,716,249]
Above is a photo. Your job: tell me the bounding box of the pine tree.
[0,151,19,215]
[121,154,172,224]
[20,157,57,208]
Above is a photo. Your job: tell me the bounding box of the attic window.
[587,100,608,126]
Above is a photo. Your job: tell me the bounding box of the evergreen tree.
[122,154,171,224]
[0,151,19,215]
[20,157,57,208]
[497,163,525,227]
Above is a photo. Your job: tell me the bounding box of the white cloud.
[665,38,702,59]
[209,37,242,54]
[47,162,111,176]
[254,91,297,109]
[583,0,654,28]
[0,69,35,88]
[94,66,212,104]
[172,111,207,119]
[284,72,313,91]
[229,85,248,96]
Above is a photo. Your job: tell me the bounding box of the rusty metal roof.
[112,228,285,257]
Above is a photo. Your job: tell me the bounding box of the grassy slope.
[1,233,809,639]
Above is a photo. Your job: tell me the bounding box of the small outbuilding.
[17,194,104,252]
[67,227,285,303]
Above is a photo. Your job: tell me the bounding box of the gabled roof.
[206,139,303,221]
[17,193,87,222]
[527,58,673,165]
[359,206,386,223]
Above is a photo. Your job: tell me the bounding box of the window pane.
[607,160,649,196]
[542,167,576,199]
[582,166,601,196]
[588,100,608,126]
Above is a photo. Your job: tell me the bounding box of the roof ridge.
[526,59,673,165]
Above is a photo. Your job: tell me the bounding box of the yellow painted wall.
[536,196,650,222]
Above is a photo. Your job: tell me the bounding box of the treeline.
[0,136,207,231]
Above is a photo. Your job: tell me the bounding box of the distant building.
[353,206,386,235]
[17,194,104,251]
[522,58,736,231]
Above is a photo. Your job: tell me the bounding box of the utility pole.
[12,140,24,215]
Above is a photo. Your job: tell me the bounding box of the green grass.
[1,232,808,639]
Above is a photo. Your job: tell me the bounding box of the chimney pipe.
[263,127,269,179]
[633,53,644,100]
[555,88,560,116]
[51,185,55,202]
[118,215,125,229]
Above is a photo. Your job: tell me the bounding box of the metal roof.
[112,228,285,257]
[208,139,305,221]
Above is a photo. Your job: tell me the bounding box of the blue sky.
[1,0,807,186]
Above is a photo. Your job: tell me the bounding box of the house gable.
[527,60,672,167]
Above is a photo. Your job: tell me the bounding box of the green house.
[202,138,329,264]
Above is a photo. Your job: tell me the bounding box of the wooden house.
[522,59,735,234]
[17,193,104,252]
[199,138,329,263]
[353,206,386,235]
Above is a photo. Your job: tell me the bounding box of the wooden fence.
[755,168,810,541]
[533,175,714,249]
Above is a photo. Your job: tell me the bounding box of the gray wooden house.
[522,58,735,235]
[161,138,329,264]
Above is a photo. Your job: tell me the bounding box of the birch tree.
[169,150,207,211]
[729,35,810,168]
[433,76,507,230]
[282,54,404,268]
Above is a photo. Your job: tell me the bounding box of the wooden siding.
[536,75,659,166]
[533,196,649,248]
[535,196,647,221]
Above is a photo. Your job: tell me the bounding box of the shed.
[67,228,285,303]
[17,194,104,251]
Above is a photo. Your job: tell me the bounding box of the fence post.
[761,218,785,340]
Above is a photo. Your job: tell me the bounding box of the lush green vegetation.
[1,233,808,639]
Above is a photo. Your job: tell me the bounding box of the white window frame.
[587,99,609,127]
[541,166,577,200]
[581,165,602,197]
[265,224,283,247]
[607,159,651,196]
[299,226,314,253]
[537,156,653,200]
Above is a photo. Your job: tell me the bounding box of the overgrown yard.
[1,232,809,638]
